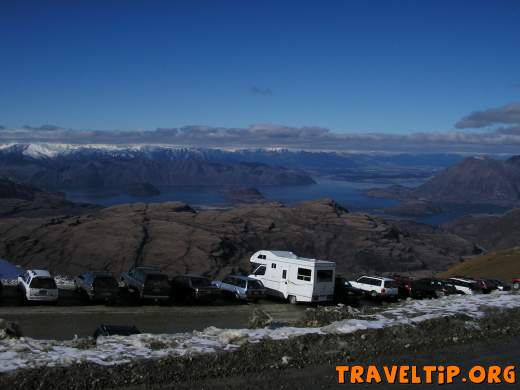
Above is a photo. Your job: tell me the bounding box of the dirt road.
[0,292,307,339]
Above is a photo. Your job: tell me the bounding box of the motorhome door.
[280,267,289,298]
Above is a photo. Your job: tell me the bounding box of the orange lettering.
[399,366,410,384]
[446,366,460,384]
[336,366,349,384]
[383,366,398,384]
[487,365,501,384]
[350,366,365,383]
[423,365,437,384]
[469,366,486,384]
[366,366,382,383]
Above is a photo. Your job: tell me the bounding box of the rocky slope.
[0,199,476,277]
[0,177,100,218]
[443,208,520,250]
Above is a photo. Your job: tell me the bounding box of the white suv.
[18,270,59,303]
[447,277,480,295]
[349,276,398,298]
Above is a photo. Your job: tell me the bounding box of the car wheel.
[513,282,519,290]
[288,295,297,304]
[16,291,26,306]
[370,291,378,298]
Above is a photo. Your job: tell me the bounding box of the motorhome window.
[282,270,287,279]
[297,268,312,281]
[317,270,333,282]
[271,263,276,269]
[257,254,266,259]
[254,266,266,276]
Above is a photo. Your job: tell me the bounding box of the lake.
[64,179,403,211]
[64,178,508,226]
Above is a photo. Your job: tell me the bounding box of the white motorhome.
[248,250,335,304]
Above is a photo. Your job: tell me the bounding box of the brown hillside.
[0,199,475,278]
[440,247,520,282]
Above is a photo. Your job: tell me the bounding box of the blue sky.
[0,0,519,135]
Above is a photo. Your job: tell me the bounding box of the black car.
[171,274,221,303]
[74,271,120,303]
[412,278,461,298]
[481,279,510,292]
[334,277,364,303]
[120,266,171,302]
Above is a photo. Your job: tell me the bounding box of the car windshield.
[146,274,170,287]
[247,280,263,289]
[94,277,117,288]
[30,277,57,289]
[190,277,211,287]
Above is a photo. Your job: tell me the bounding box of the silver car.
[213,275,266,302]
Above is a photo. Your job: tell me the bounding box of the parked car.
[349,276,398,299]
[512,278,520,290]
[412,278,460,298]
[17,269,58,303]
[447,277,482,295]
[171,274,221,303]
[213,275,266,302]
[120,266,171,302]
[390,275,414,298]
[334,276,363,303]
[74,271,120,303]
[482,279,510,291]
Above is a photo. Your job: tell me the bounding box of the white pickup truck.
[17,269,59,303]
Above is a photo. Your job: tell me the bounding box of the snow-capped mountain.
[0,143,316,189]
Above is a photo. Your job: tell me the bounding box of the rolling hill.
[440,247,520,282]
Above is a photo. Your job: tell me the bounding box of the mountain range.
[365,155,520,206]
[0,144,315,189]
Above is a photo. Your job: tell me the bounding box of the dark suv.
[120,266,171,302]
[74,271,120,303]
[334,276,363,303]
[409,278,461,298]
[171,274,221,303]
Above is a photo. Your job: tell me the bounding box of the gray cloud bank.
[456,103,520,130]
[2,103,520,154]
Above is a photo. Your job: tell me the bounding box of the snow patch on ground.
[1,292,519,373]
